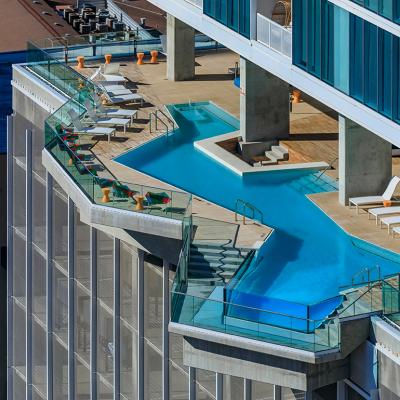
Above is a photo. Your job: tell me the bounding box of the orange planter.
[134,195,145,210]
[150,50,158,64]
[76,56,85,69]
[102,188,111,203]
[292,89,302,104]
[137,52,145,65]
[104,54,112,64]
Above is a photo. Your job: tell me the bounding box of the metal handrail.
[235,199,263,224]
[156,109,175,131]
[351,265,381,287]
[149,112,170,136]
[315,157,338,182]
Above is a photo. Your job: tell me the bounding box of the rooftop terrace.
[24,37,400,354]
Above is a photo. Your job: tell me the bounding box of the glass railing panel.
[170,291,341,352]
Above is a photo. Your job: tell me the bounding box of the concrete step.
[189,261,242,272]
[187,277,224,285]
[263,151,278,165]
[190,245,249,258]
[190,254,244,265]
[271,145,289,161]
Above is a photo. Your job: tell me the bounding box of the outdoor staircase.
[187,242,250,286]
[314,283,383,349]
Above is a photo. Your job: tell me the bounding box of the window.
[293,0,400,125]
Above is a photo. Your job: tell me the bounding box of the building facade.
[7,0,400,400]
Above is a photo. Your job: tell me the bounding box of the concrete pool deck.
[309,191,400,255]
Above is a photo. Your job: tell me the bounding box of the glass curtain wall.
[349,0,400,23]
[293,0,400,124]
[75,211,91,399]
[120,242,138,400]
[97,231,114,398]
[203,0,251,38]
[52,187,69,400]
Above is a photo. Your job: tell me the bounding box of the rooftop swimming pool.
[115,101,400,311]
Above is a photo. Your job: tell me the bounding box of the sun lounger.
[380,215,400,233]
[92,93,138,123]
[102,63,127,83]
[368,206,400,224]
[106,92,144,106]
[349,176,400,212]
[106,87,133,96]
[68,109,116,142]
[393,226,400,237]
[84,100,131,133]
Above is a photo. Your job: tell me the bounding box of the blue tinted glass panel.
[350,15,363,101]
[204,0,250,38]
[381,0,393,19]
[333,7,350,94]
[321,0,334,84]
[393,37,400,122]
[366,0,379,13]
[349,0,398,24]
[364,22,378,110]
[293,0,400,125]
[379,31,392,116]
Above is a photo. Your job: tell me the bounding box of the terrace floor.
[309,192,400,255]
[74,49,400,250]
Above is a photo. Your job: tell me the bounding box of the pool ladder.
[149,108,175,137]
[235,199,264,225]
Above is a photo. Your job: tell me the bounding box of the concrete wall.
[183,337,349,392]
[338,116,393,205]
[240,57,289,143]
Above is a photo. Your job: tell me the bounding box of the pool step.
[187,243,249,286]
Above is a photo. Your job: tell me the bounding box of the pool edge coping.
[194,131,330,176]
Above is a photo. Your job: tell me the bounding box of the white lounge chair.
[393,226,400,237]
[84,102,131,133]
[68,109,115,142]
[349,176,400,212]
[91,93,138,124]
[106,87,133,96]
[102,63,127,83]
[102,91,144,106]
[109,93,144,106]
[379,215,400,234]
[368,206,400,224]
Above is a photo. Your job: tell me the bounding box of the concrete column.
[26,129,32,400]
[46,172,53,400]
[216,373,223,400]
[240,57,289,143]
[137,249,145,400]
[90,227,97,400]
[113,238,121,400]
[244,379,252,400]
[67,198,75,400]
[338,115,392,205]
[189,366,196,400]
[162,260,170,400]
[6,116,13,400]
[337,381,347,400]
[166,14,195,81]
[274,385,282,400]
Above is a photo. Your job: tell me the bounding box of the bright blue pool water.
[115,101,400,311]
